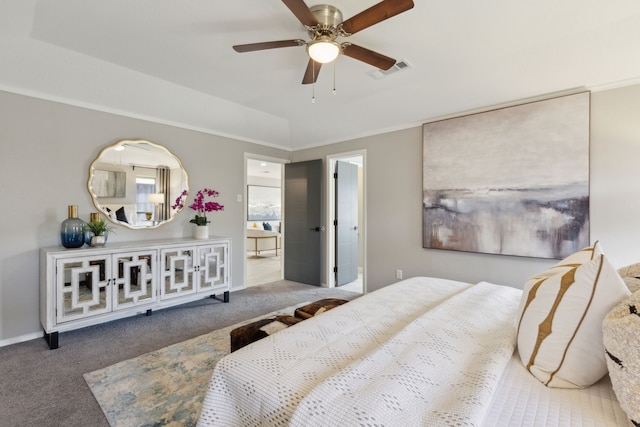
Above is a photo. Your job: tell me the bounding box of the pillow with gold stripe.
[516,244,630,388]
[534,241,604,280]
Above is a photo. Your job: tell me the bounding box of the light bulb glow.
[307,40,340,64]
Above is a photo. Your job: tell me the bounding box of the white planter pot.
[90,235,107,247]
[193,225,209,239]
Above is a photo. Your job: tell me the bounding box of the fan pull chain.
[309,60,338,102]
[311,61,316,103]
[333,61,336,95]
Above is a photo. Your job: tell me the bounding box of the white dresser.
[40,237,231,349]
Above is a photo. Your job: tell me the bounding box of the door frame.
[326,150,367,291]
[244,153,289,288]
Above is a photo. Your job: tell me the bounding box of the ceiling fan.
[232,0,414,84]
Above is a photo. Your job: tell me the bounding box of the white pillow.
[516,244,630,388]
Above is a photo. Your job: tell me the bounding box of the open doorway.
[327,151,365,294]
[245,156,285,287]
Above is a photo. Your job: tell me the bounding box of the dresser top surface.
[42,236,230,255]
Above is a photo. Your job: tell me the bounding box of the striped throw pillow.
[516,243,630,388]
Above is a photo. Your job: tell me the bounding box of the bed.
[198,244,636,426]
[100,203,137,225]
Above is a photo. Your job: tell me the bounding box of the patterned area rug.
[83,303,309,427]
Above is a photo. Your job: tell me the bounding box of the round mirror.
[88,139,189,229]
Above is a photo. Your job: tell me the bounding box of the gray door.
[284,159,323,286]
[335,161,359,286]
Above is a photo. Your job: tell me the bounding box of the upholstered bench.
[294,298,349,319]
[230,299,350,352]
[230,315,302,352]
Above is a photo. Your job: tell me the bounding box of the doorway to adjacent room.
[327,151,365,293]
[245,156,285,287]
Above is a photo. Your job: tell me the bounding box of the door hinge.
[333,172,337,179]
[333,219,337,226]
[333,266,337,273]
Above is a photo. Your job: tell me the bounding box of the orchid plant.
[172,188,224,226]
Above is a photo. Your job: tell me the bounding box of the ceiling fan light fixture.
[307,38,341,63]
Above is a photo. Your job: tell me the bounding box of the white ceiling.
[247,159,282,180]
[2,1,640,150]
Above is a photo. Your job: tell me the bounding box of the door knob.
[310,226,325,232]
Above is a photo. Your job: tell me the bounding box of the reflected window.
[136,177,156,223]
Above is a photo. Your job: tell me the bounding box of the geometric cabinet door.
[112,250,156,310]
[197,243,228,292]
[160,247,197,300]
[56,255,112,323]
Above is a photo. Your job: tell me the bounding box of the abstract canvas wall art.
[247,185,281,221]
[93,169,126,198]
[422,92,590,259]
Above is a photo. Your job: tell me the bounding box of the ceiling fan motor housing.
[308,4,343,40]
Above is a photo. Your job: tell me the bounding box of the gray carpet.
[0,280,360,427]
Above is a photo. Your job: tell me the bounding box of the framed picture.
[422,92,590,259]
[247,185,281,221]
[93,170,126,198]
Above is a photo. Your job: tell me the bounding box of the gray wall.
[2,83,640,346]
[0,90,290,345]
[293,85,640,292]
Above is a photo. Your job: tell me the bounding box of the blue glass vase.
[61,205,85,248]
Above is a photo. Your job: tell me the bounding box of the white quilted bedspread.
[198,277,522,426]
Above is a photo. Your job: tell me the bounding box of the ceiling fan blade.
[342,44,396,70]
[282,0,319,27]
[233,39,305,53]
[302,59,322,84]
[341,0,414,35]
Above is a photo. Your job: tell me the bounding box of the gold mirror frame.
[87,139,189,229]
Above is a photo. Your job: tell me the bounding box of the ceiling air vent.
[367,59,413,80]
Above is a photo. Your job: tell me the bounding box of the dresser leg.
[210,291,230,303]
[45,331,59,350]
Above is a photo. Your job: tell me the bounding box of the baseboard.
[0,331,43,348]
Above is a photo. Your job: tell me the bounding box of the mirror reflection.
[88,139,189,229]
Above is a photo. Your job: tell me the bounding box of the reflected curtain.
[156,166,171,221]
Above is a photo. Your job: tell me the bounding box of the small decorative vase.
[89,234,107,247]
[84,212,108,246]
[61,205,85,248]
[194,224,209,239]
